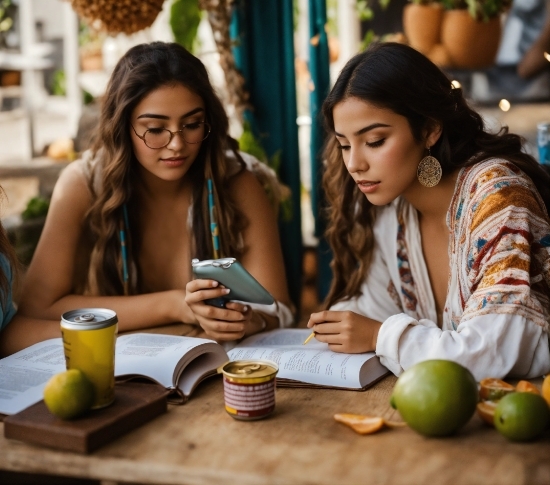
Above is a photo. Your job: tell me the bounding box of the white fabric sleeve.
[330,246,403,322]
[376,312,550,381]
[247,300,295,328]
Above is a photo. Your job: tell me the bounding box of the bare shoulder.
[229,167,267,194]
[38,161,94,239]
[228,168,275,213]
[51,160,92,208]
[56,159,89,187]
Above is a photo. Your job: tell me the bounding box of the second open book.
[228,329,389,390]
[0,329,389,415]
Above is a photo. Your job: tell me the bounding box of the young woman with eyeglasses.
[14,42,293,347]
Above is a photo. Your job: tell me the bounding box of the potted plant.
[442,0,512,22]
[439,0,512,69]
[78,23,105,72]
[403,1,444,56]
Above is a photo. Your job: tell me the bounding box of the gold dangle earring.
[417,147,442,188]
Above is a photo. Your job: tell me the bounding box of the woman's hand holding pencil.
[305,310,382,353]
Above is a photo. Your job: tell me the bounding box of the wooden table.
[0,375,549,485]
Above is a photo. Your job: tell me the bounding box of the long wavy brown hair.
[322,42,550,308]
[82,42,247,295]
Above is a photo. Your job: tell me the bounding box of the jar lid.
[220,360,278,379]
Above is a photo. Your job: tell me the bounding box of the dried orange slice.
[516,380,540,395]
[334,413,385,435]
[476,400,497,426]
[479,378,515,401]
[542,375,550,407]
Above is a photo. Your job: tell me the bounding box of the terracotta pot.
[80,53,103,72]
[441,10,501,69]
[428,44,452,68]
[1,70,21,86]
[403,3,444,56]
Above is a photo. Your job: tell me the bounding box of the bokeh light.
[499,99,511,112]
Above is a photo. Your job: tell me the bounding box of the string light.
[499,99,511,112]
[451,80,461,89]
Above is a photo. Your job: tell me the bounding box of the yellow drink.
[61,309,118,409]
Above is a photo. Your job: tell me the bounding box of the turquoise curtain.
[232,0,303,311]
[308,0,332,301]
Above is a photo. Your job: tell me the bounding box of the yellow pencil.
[302,332,315,345]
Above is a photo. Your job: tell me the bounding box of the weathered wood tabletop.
[0,373,549,485]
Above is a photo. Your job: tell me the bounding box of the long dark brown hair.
[322,42,550,308]
[83,42,247,295]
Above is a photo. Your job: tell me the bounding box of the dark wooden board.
[3,381,168,454]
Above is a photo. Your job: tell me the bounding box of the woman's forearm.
[0,315,61,357]
[18,290,198,332]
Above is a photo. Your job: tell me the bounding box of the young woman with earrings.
[12,42,292,352]
[307,42,550,381]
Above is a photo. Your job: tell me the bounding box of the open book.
[0,329,389,416]
[0,333,228,415]
[228,329,389,390]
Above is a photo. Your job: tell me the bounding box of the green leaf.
[360,30,376,51]
[269,150,282,173]
[280,198,293,222]
[356,1,374,22]
[21,197,50,221]
[238,121,268,163]
[238,123,292,221]
[51,69,66,96]
[0,16,11,33]
[170,0,202,52]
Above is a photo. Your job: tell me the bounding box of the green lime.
[494,392,550,442]
[43,369,95,420]
[390,360,478,437]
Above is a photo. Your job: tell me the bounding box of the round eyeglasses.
[131,121,211,149]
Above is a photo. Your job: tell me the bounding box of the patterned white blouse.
[331,158,550,381]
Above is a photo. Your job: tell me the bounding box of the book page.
[115,334,226,393]
[228,329,379,389]
[176,350,228,397]
[0,339,65,415]
[237,328,326,348]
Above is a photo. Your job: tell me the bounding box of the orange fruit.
[516,380,540,395]
[334,413,385,435]
[43,369,95,420]
[542,375,550,407]
[476,400,497,426]
[479,378,515,401]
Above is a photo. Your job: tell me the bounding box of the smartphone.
[191,258,275,307]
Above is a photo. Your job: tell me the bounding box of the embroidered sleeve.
[460,167,550,332]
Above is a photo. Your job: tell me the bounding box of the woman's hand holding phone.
[185,278,255,341]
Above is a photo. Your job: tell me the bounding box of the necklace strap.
[119,204,129,295]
